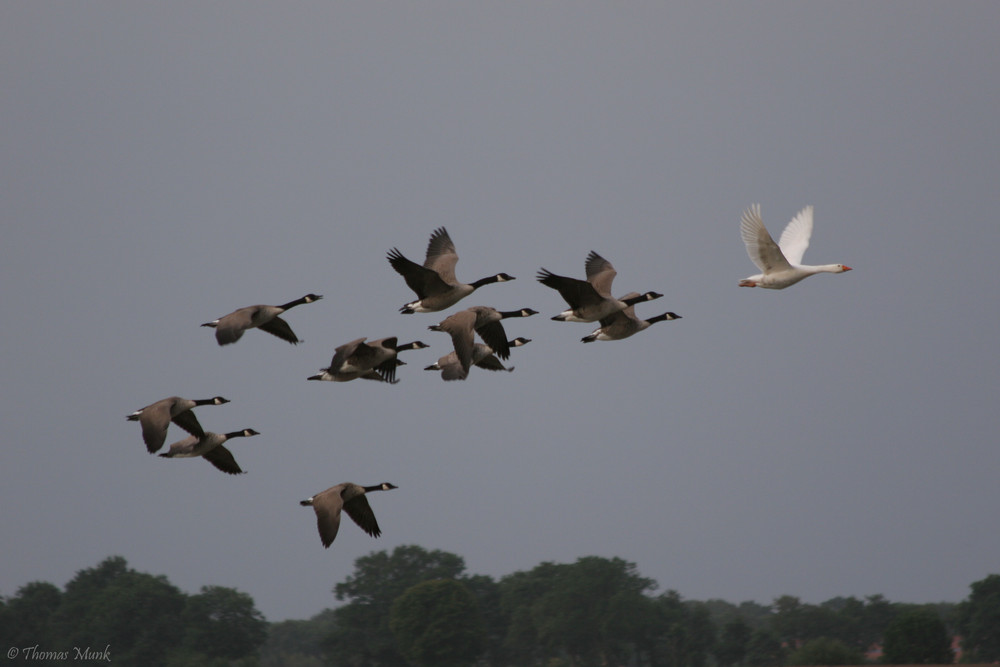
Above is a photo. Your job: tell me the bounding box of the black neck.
[471,275,502,288]
[646,312,678,324]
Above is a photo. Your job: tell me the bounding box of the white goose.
[739,204,851,289]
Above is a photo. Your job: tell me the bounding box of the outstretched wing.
[777,205,814,266]
[258,316,300,344]
[740,204,792,273]
[343,495,382,538]
[387,248,453,297]
[584,251,617,296]
[423,227,460,284]
[202,445,244,475]
[537,269,604,308]
[171,410,205,438]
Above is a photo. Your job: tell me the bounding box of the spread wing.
[387,248,453,297]
[312,491,345,548]
[584,251,617,296]
[439,310,477,373]
[777,205,814,266]
[202,445,244,475]
[170,410,205,438]
[423,227,460,284]
[475,354,512,372]
[139,401,172,453]
[476,320,511,360]
[537,269,605,308]
[740,204,792,273]
[213,309,254,345]
[343,495,382,538]
[257,316,300,344]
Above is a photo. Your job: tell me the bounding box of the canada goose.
[127,396,230,454]
[158,428,260,475]
[428,306,537,375]
[307,337,429,383]
[201,294,323,345]
[425,337,531,380]
[300,482,398,548]
[387,227,515,313]
[739,204,852,289]
[581,293,682,342]
[537,251,662,322]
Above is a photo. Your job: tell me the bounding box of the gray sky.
[2,3,998,622]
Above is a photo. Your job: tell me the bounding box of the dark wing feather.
[476,320,511,360]
[171,410,205,438]
[373,358,402,384]
[475,355,511,372]
[257,316,300,344]
[343,495,382,538]
[202,445,244,475]
[537,269,604,307]
[387,248,452,298]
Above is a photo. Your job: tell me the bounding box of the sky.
[1,3,999,623]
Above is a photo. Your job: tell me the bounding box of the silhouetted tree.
[0,581,62,650]
[390,579,485,667]
[49,556,187,666]
[957,573,1000,662]
[179,585,268,661]
[787,637,862,666]
[325,545,468,666]
[881,607,952,664]
[744,628,784,667]
[716,617,751,667]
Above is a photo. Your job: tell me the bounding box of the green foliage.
[389,579,485,667]
[744,628,784,667]
[3,552,989,667]
[0,581,62,649]
[881,607,952,664]
[180,585,268,660]
[716,617,752,667]
[786,637,863,666]
[498,556,660,667]
[260,609,336,667]
[48,556,187,665]
[325,544,470,666]
[0,556,267,667]
[957,573,1000,662]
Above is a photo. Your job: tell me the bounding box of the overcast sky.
[2,3,998,623]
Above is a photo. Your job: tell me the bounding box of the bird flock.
[128,205,851,548]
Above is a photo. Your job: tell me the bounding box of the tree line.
[2,548,998,666]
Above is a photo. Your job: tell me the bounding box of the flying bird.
[127,395,230,454]
[308,337,429,383]
[300,482,398,548]
[201,294,323,345]
[428,306,537,376]
[581,293,681,342]
[157,428,260,475]
[387,227,515,313]
[537,251,662,322]
[425,337,531,380]
[739,204,852,289]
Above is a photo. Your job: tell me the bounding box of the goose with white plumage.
[738,204,851,289]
